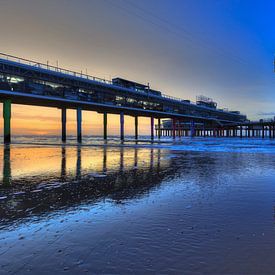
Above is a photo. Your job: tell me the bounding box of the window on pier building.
[6,75,24,83]
[126,98,136,103]
[143,101,161,110]
[34,80,62,89]
[116,96,125,102]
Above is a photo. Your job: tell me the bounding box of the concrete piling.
[3,99,11,143]
[151,117,154,140]
[135,116,138,140]
[61,108,66,142]
[103,112,107,140]
[120,112,124,141]
[77,107,82,142]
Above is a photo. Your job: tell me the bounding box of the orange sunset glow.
[0,104,153,136]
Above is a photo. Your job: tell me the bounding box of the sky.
[0,0,275,136]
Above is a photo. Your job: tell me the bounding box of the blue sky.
[0,0,275,120]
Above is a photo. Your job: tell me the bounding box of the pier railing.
[0,52,113,85]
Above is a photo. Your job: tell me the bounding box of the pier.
[0,53,246,143]
[155,119,275,138]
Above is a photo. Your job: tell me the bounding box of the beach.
[1,138,275,273]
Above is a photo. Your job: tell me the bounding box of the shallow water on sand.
[1,137,275,274]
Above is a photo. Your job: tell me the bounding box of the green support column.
[3,99,11,143]
[103,112,107,140]
[135,116,138,140]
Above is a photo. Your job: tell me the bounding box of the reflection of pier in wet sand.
[1,145,164,185]
[0,145,169,226]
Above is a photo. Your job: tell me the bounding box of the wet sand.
[1,141,275,274]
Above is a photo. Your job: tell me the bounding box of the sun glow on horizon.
[0,104,154,137]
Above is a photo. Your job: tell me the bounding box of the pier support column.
[103,112,107,140]
[135,116,138,140]
[150,117,154,140]
[213,129,215,137]
[172,119,176,139]
[178,122,181,137]
[3,99,11,143]
[120,112,124,141]
[158,118,161,139]
[190,120,195,137]
[61,108,66,142]
[77,107,82,142]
